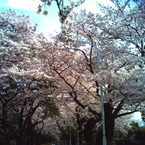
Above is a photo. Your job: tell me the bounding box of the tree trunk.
[104,102,115,145]
[83,118,97,145]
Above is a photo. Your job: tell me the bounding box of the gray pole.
[73,39,107,145]
[59,37,107,145]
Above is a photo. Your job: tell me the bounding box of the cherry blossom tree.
[11,3,145,142]
[1,1,145,144]
[0,10,60,145]
[94,0,145,57]
[0,75,59,145]
[47,0,145,144]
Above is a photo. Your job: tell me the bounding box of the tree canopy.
[0,0,145,145]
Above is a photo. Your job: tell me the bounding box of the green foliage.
[129,122,145,141]
[130,122,140,131]
[41,101,60,118]
[112,137,123,141]
[113,129,124,140]
[48,102,60,117]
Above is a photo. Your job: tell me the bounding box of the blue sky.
[131,112,145,126]
[0,0,113,36]
[0,0,137,36]
[0,0,61,35]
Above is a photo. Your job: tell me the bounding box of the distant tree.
[113,115,132,139]
[128,122,145,143]
[0,75,59,145]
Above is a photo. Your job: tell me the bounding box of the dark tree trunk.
[104,102,115,145]
[141,50,145,57]
[76,107,87,145]
[83,118,97,145]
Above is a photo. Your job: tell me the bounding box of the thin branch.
[69,91,86,109]
[115,110,136,118]
[115,101,142,118]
